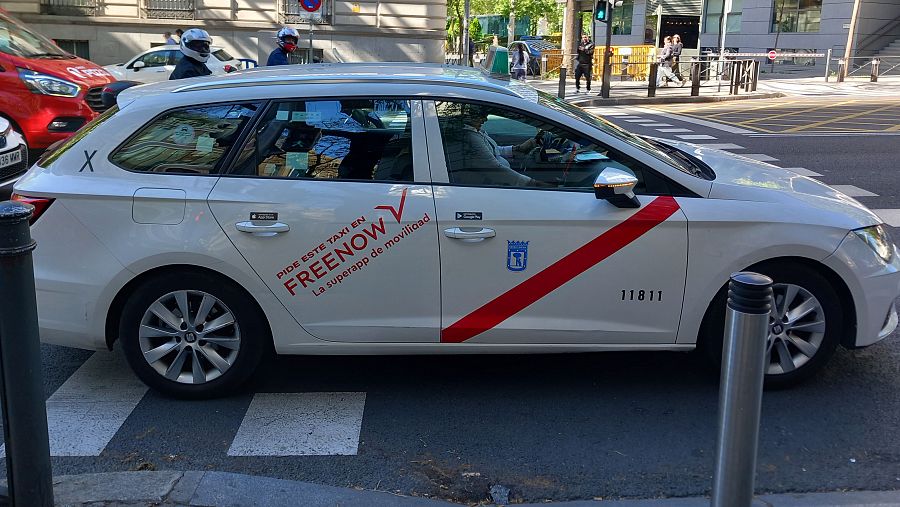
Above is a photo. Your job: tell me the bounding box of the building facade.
[594,0,900,58]
[0,0,446,65]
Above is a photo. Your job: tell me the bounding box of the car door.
[425,99,688,345]
[207,98,441,343]
[125,50,174,82]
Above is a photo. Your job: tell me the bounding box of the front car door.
[424,99,689,345]
[126,50,174,82]
[208,98,441,343]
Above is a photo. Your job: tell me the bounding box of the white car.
[103,45,241,83]
[0,116,28,190]
[13,64,900,398]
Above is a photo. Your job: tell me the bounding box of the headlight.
[853,225,895,263]
[0,119,9,137]
[18,69,81,97]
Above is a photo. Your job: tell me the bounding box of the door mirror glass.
[593,168,640,208]
[132,60,146,70]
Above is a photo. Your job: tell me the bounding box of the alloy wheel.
[767,283,826,375]
[138,290,241,384]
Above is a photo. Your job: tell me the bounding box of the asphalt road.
[2,96,900,505]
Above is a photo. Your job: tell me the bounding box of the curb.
[567,92,785,107]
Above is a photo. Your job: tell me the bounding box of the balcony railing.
[280,0,330,25]
[40,0,99,16]
[145,0,194,19]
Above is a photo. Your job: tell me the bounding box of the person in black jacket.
[170,28,213,80]
[575,34,594,93]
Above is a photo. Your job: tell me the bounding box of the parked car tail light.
[11,194,55,225]
[224,65,237,73]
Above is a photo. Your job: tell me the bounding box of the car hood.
[661,139,883,230]
[8,53,116,86]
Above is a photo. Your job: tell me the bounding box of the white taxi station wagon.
[13,63,900,398]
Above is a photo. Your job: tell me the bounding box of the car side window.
[228,99,415,182]
[434,100,667,194]
[137,51,170,68]
[110,102,261,175]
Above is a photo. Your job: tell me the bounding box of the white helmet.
[180,28,212,63]
[276,27,300,50]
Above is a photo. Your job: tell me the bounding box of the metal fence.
[145,0,194,19]
[828,54,900,81]
[40,0,98,16]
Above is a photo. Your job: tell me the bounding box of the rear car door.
[207,98,441,343]
[126,50,174,82]
[425,99,689,345]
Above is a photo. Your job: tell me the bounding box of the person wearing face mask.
[170,28,213,80]
[268,27,300,66]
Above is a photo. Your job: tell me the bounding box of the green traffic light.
[595,1,608,22]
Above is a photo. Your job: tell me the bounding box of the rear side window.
[110,102,261,175]
[213,49,233,61]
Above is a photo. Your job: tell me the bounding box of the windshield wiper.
[28,52,71,58]
[641,137,705,178]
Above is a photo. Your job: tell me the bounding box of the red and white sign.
[768,50,777,61]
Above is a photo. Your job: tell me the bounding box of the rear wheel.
[119,271,268,399]
[699,262,843,388]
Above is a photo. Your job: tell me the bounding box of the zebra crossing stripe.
[0,351,148,457]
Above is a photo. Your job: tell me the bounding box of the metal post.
[729,62,738,95]
[824,48,832,82]
[744,61,752,92]
[647,63,657,97]
[0,201,55,507]
[558,67,567,98]
[751,61,759,92]
[600,0,613,98]
[690,58,700,96]
[870,58,879,82]
[541,54,548,80]
[710,272,773,507]
[837,58,846,83]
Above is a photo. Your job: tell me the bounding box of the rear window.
[110,102,260,175]
[213,49,233,61]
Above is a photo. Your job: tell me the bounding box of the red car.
[0,9,115,151]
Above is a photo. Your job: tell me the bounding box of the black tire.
[119,270,269,399]
[698,262,843,389]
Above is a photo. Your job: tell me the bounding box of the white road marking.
[782,167,823,177]
[873,210,900,227]
[630,107,755,134]
[831,185,879,197]
[634,123,673,127]
[695,143,745,150]
[657,128,693,133]
[0,351,148,457]
[624,119,649,123]
[228,392,366,456]
[676,134,718,140]
[739,153,779,162]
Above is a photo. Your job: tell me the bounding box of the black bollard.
[690,59,700,97]
[0,201,54,507]
[647,63,658,98]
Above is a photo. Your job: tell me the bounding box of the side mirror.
[593,168,640,208]
[132,61,146,71]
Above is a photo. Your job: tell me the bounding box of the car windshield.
[536,90,714,180]
[213,49,233,61]
[0,13,70,58]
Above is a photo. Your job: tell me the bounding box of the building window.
[772,0,822,33]
[704,0,742,34]
[40,0,98,16]
[55,39,90,59]
[145,0,195,20]
[611,0,634,36]
[280,0,331,25]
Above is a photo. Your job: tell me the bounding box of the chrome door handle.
[444,227,496,240]
[235,221,290,235]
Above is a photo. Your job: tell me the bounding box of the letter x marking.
[79,150,96,172]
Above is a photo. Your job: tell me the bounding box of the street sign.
[767,50,777,61]
[299,0,321,12]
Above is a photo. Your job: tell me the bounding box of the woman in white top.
[511,44,529,81]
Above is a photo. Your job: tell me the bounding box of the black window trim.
[108,99,266,176]
[426,97,700,198]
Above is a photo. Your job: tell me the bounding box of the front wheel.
[119,271,269,399]
[699,263,843,388]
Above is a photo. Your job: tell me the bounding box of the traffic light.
[595,0,608,22]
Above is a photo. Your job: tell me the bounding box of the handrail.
[858,16,900,54]
[332,47,345,63]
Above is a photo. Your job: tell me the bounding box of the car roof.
[117,63,533,104]
[141,44,224,52]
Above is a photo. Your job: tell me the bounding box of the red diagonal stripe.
[440,196,681,343]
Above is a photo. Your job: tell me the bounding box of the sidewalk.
[30,470,900,506]
[526,74,900,106]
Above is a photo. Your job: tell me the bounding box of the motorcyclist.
[170,28,213,80]
[268,27,300,66]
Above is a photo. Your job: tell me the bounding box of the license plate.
[0,148,22,169]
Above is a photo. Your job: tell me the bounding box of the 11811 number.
[621,290,662,302]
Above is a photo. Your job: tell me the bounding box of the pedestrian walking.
[267,27,299,66]
[575,34,594,93]
[671,34,684,81]
[656,36,683,87]
[170,28,212,80]
[164,31,177,45]
[511,44,529,81]
[175,29,183,42]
